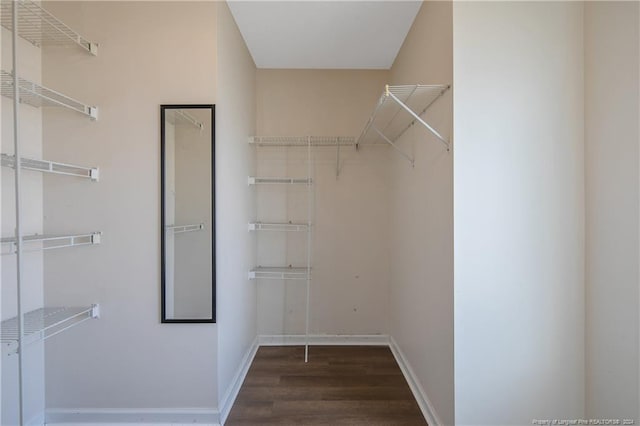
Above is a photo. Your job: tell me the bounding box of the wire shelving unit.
[249,222,309,232]
[248,267,310,281]
[249,137,314,362]
[249,136,355,147]
[1,305,100,356]
[1,232,101,256]
[357,84,451,166]
[165,223,205,235]
[1,153,99,181]
[0,0,98,55]
[1,70,98,119]
[3,1,101,422]
[249,136,355,177]
[248,176,311,185]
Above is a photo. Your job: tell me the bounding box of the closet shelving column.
[248,136,313,360]
[0,1,100,423]
[247,136,311,362]
[248,136,355,362]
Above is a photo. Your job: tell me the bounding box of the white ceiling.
[227,1,422,69]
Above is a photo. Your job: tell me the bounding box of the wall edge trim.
[219,336,259,424]
[389,335,442,426]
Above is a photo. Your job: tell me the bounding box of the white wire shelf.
[0,0,98,55]
[1,232,101,255]
[249,267,310,281]
[250,136,357,178]
[165,223,205,234]
[248,177,312,185]
[249,136,356,147]
[357,84,451,165]
[1,70,98,119]
[167,109,203,130]
[1,153,99,181]
[1,305,100,356]
[248,222,310,232]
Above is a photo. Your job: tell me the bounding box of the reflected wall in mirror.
[161,105,215,322]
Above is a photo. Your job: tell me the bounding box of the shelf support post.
[11,1,27,423]
[305,136,312,362]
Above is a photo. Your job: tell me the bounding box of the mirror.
[161,105,215,323]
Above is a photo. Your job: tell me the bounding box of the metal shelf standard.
[357,84,451,166]
[0,0,98,55]
[1,70,98,119]
[1,305,100,356]
[248,267,310,281]
[248,222,309,232]
[1,153,99,181]
[1,232,102,255]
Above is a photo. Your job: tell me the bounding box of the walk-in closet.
[1,1,639,425]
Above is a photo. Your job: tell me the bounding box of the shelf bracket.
[91,304,100,319]
[336,136,341,178]
[372,126,414,167]
[88,107,99,120]
[90,232,101,244]
[386,89,450,150]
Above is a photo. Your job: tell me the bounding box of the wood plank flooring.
[225,346,427,425]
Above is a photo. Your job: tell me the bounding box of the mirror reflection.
[161,105,215,322]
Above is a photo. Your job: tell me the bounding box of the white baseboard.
[45,408,219,425]
[218,336,259,425]
[388,336,442,426]
[258,334,389,346]
[45,424,218,426]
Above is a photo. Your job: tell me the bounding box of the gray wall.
[454,2,586,423]
[388,2,454,424]
[585,1,639,419]
[215,2,258,421]
[42,1,219,417]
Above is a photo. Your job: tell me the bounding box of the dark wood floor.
[225,346,427,425]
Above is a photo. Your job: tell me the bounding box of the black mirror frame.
[160,104,216,323]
